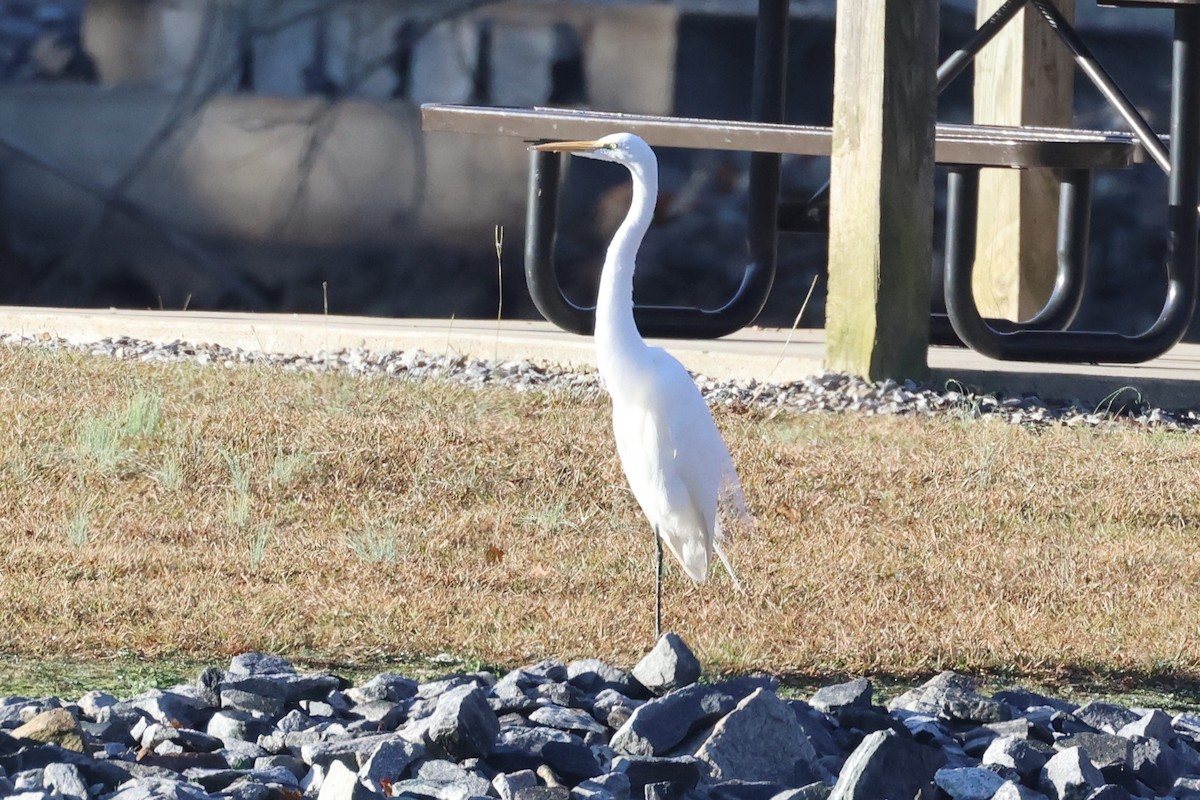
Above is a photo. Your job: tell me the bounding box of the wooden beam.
[826,0,938,380]
[973,0,1076,320]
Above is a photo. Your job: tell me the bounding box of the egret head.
[534,132,654,166]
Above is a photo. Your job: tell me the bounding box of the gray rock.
[220,688,286,718]
[530,705,607,735]
[1118,709,1175,743]
[316,760,375,800]
[933,767,1005,800]
[567,660,636,695]
[360,736,425,793]
[515,787,571,800]
[788,701,842,763]
[809,679,872,714]
[423,684,499,761]
[631,634,701,696]
[1040,747,1105,800]
[1057,732,1132,783]
[347,673,420,704]
[229,653,297,676]
[592,690,642,730]
[76,690,118,721]
[887,673,1012,724]
[993,780,1051,800]
[41,762,87,800]
[105,776,214,800]
[575,771,632,800]
[416,758,493,797]
[611,755,701,797]
[128,689,211,730]
[494,770,540,800]
[300,732,395,769]
[769,785,832,800]
[1083,786,1131,800]
[207,709,271,743]
[695,688,829,786]
[1173,775,1200,798]
[1074,702,1140,735]
[1131,735,1186,794]
[983,735,1052,778]
[827,730,946,800]
[490,680,539,715]
[610,681,766,756]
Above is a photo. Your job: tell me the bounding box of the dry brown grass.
[4,342,1200,688]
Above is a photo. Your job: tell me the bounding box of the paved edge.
[3,306,1200,410]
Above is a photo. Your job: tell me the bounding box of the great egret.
[535,133,749,637]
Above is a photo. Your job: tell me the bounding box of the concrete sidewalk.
[3,305,1200,409]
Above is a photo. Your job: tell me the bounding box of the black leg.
[654,528,663,640]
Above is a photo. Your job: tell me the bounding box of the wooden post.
[973,0,1076,320]
[826,0,938,380]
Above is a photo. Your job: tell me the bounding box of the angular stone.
[76,690,119,720]
[567,659,637,695]
[983,736,1052,779]
[575,771,632,800]
[630,634,701,696]
[810,679,872,714]
[1118,709,1174,743]
[1130,736,1185,795]
[769,784,833,800]
[788,701,842,762]
[1083,786,1131,800]
[348,673,420,704]
[695,689,828,786]
[423,684,499,761]
[11,709,84,753]
[300,733,394,769]
[1040,747,1105,800]
[1173,776,1200,798]
[611,755,701,798]
[610,680,769,756]
[530,705,607,735]
[542,739,603,782]
[992,780,1051,800]
[361,736,425,793]
[1057,732,1132,782]
[934,767,1006,800]
[220,689,286,718]
[592,690,642,730]
[709,781,788,800]
[1074,702,1141,735]
[229,653,298,675]
[494,770,540,800]
[827,730,946,800]
[316,759,375,800]
[129,689,211,729]
[515,788,571,800]
[415,758,493,797]
[207,709,272,744]
[104,776,215,800]
[887,672,1012,724]
[42,762,88,800]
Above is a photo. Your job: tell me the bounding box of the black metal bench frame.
[421,0,1200,364]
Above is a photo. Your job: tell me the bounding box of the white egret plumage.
[534,133,749,637]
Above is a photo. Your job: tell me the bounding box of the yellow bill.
[534,139,604,152]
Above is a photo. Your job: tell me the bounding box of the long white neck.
[595,154,658,376]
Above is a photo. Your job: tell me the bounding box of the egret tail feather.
[714,541,742,593]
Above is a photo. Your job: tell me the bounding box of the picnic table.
[421,0,1200,375]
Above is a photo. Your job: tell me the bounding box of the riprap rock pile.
[3,636,1200,799]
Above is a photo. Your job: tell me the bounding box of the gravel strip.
[3,332,1200,431]
[3,635,1200,800]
